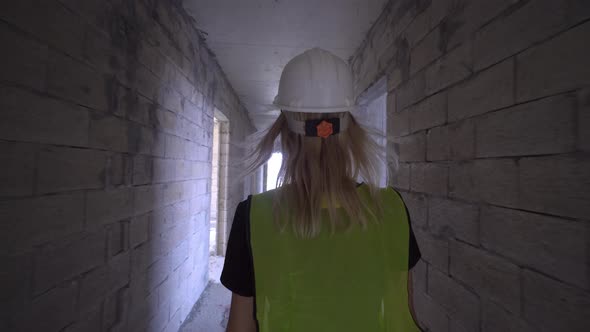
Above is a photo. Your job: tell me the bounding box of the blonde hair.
[244,111,386,238]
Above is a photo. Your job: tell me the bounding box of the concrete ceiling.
[183,0,388,129]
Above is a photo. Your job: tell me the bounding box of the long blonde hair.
[244,111,386,238]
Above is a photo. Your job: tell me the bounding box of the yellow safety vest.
[249,184,422,331]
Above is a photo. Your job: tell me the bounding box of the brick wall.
[351,0,590,331]
[0,1,254,331]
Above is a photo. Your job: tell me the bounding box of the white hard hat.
[273,48,355,113]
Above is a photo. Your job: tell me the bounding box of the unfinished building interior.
[1,0,588,331]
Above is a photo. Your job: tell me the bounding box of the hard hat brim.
[272,102,355,114]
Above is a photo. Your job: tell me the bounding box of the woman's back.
[249,185,421,331]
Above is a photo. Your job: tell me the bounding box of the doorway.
[356,76,388,186]
[210,111,230,257]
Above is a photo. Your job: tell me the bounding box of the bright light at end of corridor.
[266,153,282,190]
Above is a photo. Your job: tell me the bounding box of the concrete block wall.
[0,0,254,331]
[351,0,590,331]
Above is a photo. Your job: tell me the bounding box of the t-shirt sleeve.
[220,197,255,297]
[390,187,422,270]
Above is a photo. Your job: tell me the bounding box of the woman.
[220,48,423,332]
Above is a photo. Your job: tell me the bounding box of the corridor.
[1,0,589,332]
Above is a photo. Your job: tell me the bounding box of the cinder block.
[517,21,590,102]
[164,307,183,332]
[28,281,78,332]
[107,221,128,257]
[127,278,157,331]
[411,163,448,196]
[80,22,121,75]
[133,64,161,101]
[145,255,174,294]
[0,0,85,59]
[133,155,153,185]
[137,41,167,81]
[152,130,167,158]
[448,58,514,122]
[61,305,101,332]
[47,51,108,111]
[146,300,170,332]
[413,291,449,332]
[397,132,426,162]
[0,26,48,90]
[195,179,209,196]
[134,184,166,215]
[449,240,520,313]
[108,287,130,332]
[482,300,537,332]
[474,0,569,70]
[127,94,153,128]
[449,159,518,207]
[414,230,449,273]
[184,99,203,127]
[389,108,410,137]
[399,191,428,229]
[0,86,89,146]
[523,269,590,332]
[152,158,176,183]
[438,0,515,52]
[428,0,451,30]
[158,85,183,114]
[195,144,210,163]
[448,119,475,160]
[0,142,35,197]
[410,30,443,75]
[429,198,479,245]
[165,135,186,159]
[169,238,189,271]
[130,241,160,278]
[107,153,132,189]
[190,161,210,181]
[89,113,130,153]
[404,6,432,49]
[519,156,590,219]
[130,213,150,249]
[390,162,410,190]
[162,181,186,206]
[425,43,473,95]
[151,204,178,237]
[86,187,133,228]
[183,141,198,161]
[103,291,119,331]
[427,126,450,161]
[476,94,576,158]
[396,72,426,110]
[410,92,447,133]
[176,160,192,181]
[411,259,427,292]
[79,252,130,314]
[37,146,107,194]
[428,268,480,331]
[0,193,84,253]
[34,230,106,294]
[481,206,588,291]
[154,108,179,136]
[449,319,470,332]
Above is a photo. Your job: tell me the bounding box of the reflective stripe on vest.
[250,185,422,332]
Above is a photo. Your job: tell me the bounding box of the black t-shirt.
[221,190,422,297]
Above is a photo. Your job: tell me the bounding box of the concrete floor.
[179,256,231,332]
